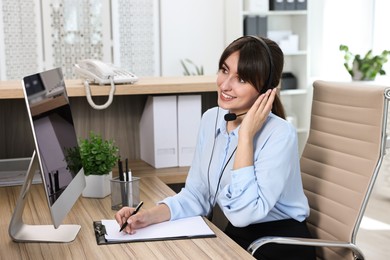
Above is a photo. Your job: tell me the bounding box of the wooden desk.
[0,176,254,259]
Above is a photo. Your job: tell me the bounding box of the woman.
[115,36,316,259]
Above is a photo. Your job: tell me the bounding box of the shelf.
[0,75,218,99]
[243,10,307,16]
[284,50,307,56]
[280,89,307,95]
[0,76,220,164]
[267,10,307,16]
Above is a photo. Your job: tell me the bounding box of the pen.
[119,201,144,232]
[125,158,129,181]
[118,159,123,181]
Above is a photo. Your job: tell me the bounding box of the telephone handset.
[74,59,138,110]
[74,59,138,85]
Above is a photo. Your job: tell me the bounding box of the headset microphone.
[224,112,247,121]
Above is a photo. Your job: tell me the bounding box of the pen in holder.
[110,176,140,210]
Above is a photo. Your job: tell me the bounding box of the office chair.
[248,80,390,259]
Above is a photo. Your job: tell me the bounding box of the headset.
[224,35,275,121]
[249,35,274,93]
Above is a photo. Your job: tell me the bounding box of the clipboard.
[94,221,112,245]
[93,216,216,245]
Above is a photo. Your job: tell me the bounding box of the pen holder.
[110,176,140,210]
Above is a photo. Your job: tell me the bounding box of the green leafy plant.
[339,44,390,80]
[180,58,204,76]
[78,132,119,176]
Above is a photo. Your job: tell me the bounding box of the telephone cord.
[84,77,116,110]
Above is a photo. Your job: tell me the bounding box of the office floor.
[356,179,390,260]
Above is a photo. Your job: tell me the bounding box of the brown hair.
[218,36,286,119]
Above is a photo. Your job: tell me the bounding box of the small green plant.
[339,44,390,80]
[78,132,119,176]
[180,58,204,76]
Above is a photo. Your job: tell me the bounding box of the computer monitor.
[8,67,86,242]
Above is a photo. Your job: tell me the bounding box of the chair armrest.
[247,236,364,260]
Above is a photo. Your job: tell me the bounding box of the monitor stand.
[8,151,81,242]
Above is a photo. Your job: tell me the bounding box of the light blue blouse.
[161,107,309,227]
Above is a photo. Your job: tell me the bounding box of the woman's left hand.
[239,88,277,140]
[233,88,276,170]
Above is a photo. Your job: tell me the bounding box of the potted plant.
[78,131,119,198]
[339,44,390,81]
[180,58,204,76]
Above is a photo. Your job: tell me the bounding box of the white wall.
[373,0,390,75]
[159,0,225,76]
[309,0,375,80]
[0,0,4,80]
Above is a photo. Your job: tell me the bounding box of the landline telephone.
[74,59,138,110]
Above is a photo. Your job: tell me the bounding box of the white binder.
[177,95,201,166]
[140,96,178,168]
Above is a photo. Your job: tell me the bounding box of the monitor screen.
[22,67,85,228]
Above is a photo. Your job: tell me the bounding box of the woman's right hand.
[115,206,149,234]
[114,203,171,234]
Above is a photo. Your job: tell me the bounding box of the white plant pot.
[82,171,112,198]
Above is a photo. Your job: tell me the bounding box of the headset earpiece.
[247,36,274,94]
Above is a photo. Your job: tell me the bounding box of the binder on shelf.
[295,0,307,10]
[244,16,267,37]
[177,95,201,167]
[243,16,258,36]
[284,0,295,10]
[140,95,178,168]
[269,0,285,10]
[257,16,268,37]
